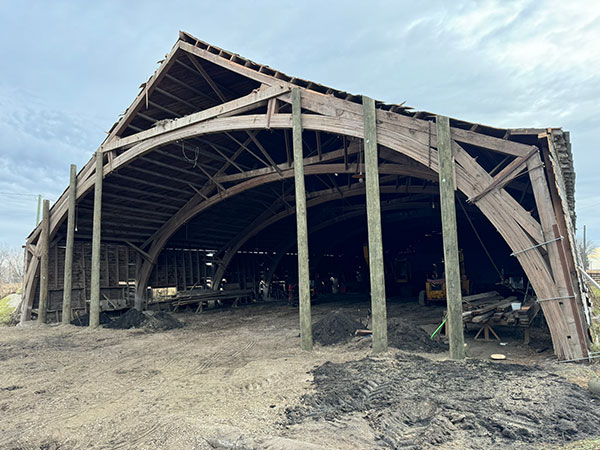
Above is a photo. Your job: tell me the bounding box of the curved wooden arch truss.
[21,33,590,360]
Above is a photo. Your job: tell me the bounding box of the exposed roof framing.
[21,30,586,361]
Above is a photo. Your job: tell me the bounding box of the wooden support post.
[292,87,312,351]
[38,199,50,324]
[362,96,388,354]
[89,152,103,328]
[436,115,465,360]
[182,250,187,290]
[135,253,143,309]
[36,194,42,226]
[62,164,77,324]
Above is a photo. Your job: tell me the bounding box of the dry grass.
[590,287,600,352]
[0,282,20,299]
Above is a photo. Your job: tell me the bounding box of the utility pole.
[583,224,587,271]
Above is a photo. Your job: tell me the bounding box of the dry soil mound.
[313,311,364,345]
[143,311,183,331]
[387,317,448,353]
[104,308,147,329]
[287,354,600,449]
[103,309,183,331]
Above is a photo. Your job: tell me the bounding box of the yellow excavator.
[419,249,470,306]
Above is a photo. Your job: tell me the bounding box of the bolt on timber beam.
[292,87,312,351]
[436,115,465,360]
[363,96,388,354]
[89,152,103,328]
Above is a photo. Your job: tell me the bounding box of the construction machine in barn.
[419,249,470,305]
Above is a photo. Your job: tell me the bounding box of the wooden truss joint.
[468,146,539,204]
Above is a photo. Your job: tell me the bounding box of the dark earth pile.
[104,309,182,331]
[387,318,448,353]
[104,308,147,329]
[142,311,183,331]
[287,354,600,449]
[70,312,111,327]
[313,311,365,345]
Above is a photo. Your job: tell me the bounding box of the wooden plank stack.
[461,291,539,328]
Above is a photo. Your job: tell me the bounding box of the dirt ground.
[1,295,599,449]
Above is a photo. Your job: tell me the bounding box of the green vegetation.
[0,294,15,325]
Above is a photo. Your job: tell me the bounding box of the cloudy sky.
[0,0,598,258]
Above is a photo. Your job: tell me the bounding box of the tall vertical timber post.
[362,96,388,354]
[436,115,465,360]
[89,152,103,328]
[292,87,312,351]
[38,199,50,325]
[62,164,77,324]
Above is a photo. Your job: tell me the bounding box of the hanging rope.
[457,196,504,282]
[180,140,199,168]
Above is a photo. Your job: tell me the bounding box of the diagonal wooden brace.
[469,146,538,203]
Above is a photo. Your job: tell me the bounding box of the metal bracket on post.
[510,236,563,257]
[536,295,575,303]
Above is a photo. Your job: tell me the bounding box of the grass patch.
[0,295,16,325]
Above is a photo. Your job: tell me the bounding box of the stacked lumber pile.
[169,287,254,312]
[461,291,539,328]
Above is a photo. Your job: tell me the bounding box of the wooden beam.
[363,96,388,354]
[292,87,312,351]
[101,84,288,152]
[139,154,210,180]
[104,183,188,204]
[436,116,465,360]
[224,132,269,167]
[186,53,227,102]
[246,131,285,177]
[104,43,182,144]
[102,191,181,211]
[278,89,531,157]
[62,164,77,324]
[469,147,538,203]
[527,151,588,358]
[215,142,360,183]
[38,199,49,324]
[123,240,154,264]
[125,165,205,192]
[179,41,277,87]
[110,173,194,197]
[266,97,276,129]
[89,152,103,328]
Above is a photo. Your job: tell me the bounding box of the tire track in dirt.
[108,419,165,449]
[0,334,191,446]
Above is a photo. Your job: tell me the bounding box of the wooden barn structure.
[21,31,592,360]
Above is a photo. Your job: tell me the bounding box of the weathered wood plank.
[101,84,289,152]
[469,147,538,203]
[38,200,50,324]
[363,96,388,354]
[436,117,464,360]
[61,164,77,324]
[292,87,312,351]
[89,152,103,328]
